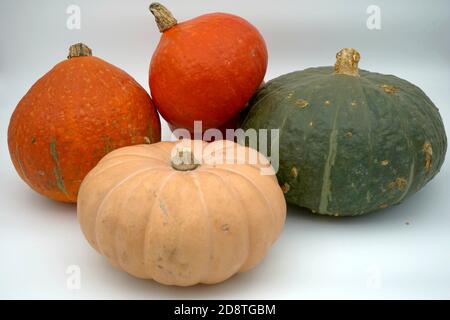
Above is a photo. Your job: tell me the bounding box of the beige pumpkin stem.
[149,2,178,32]
[171,148,199,171]
[68,43,92,59]
[334,48,360,76]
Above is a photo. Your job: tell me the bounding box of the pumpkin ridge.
[393,78,447,174]
[142,171,177,281]
[365,77,419,202]
[362,80,416,207]
[100,154,167,165]
[365,73,441,143]
[354,77,384,215]
[148,141,173,155]
[93,152,167,175]
[356,78,374,211]
[279,84,323,210]
[93,167,165,257]
[113,173,156,274]
[388,99,416,204]
[404,89,444,160]
[202,142,270,172]
[318,85,343,214]
[228,169,283,270]
[355,80,404,210]
[190,172,216,284]
[207,167,279,241]
[212,162,272,175]
[276,84,319,207]
[201,170,252,274]
[93,167,162,254]
[389,80,441,187]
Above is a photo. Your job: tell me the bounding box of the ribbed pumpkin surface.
[241,50,447,216]
[77,140,286,286]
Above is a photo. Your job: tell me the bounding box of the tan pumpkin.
[77,139,286,286]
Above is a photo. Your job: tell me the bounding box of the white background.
[0,0,449,299]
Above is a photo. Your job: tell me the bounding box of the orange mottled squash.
[8,43,161,203]
[148,3,268,133]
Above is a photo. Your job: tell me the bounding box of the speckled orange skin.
[150,13,268,132]
[8,55,161,203]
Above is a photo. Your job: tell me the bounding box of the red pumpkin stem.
[67,43,92,59]
[149,2,178,32]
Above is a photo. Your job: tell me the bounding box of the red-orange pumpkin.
[168,113,241,142]
[149,3,268,132]
[8,43,161,203]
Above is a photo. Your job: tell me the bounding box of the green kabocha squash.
[240,48,447,216]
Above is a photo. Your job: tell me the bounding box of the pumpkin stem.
[334,48,360,76]
[171,148,199,171]
[149,2,178,32]
[67,43,92,59]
